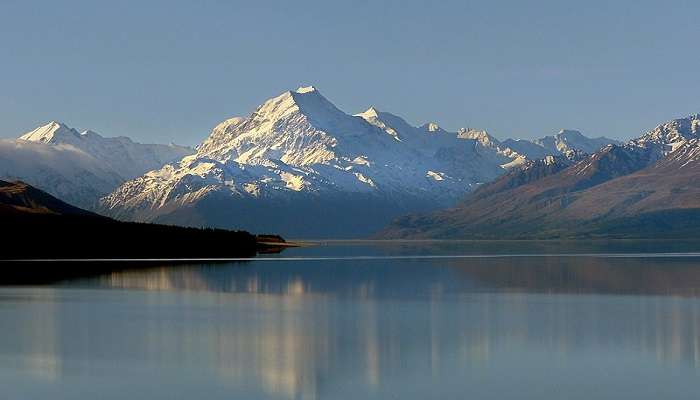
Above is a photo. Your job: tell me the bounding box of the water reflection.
[2,246,700,399]
[1,289,63,381]
[80,253,700,297]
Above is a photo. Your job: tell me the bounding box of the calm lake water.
[2,241,700,399]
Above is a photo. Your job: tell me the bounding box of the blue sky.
[1,0,699,145]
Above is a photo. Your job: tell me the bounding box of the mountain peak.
[624,113,700,158]
[357,106,381,119]
[46,120,67,129]
[295,85,317,94]
[421,122,442,133]
[198,86,374,162]
[248,86,336,125]
[286,86,352,124]
[19,121,80,143]
[557,129,584,137]
[458,128,500,146]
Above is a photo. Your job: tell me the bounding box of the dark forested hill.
[0,180,274,261]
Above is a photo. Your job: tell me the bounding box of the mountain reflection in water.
[2,242,700,400]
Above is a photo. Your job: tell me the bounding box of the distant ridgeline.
[0,180,281,265]
[379,114,700,239]
[0,121,193,209]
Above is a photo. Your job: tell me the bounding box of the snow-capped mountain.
[0,121,193,208]
[534,129,620,155]
[19,121,193,180]
[558,114,700,180]
[501,138,551,160]
[101,86,536,237]
[455,128,528,168]
[628,114,700,158]
[503,129,620,160]
[0,138,123,209]
[380,114,700,239]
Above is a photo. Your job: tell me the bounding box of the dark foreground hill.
[0,181,285,282]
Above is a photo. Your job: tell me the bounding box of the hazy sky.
[2,0,699,145]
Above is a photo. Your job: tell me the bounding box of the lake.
[2,241,700,399]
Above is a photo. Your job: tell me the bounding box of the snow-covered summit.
[196,87,376,166]
[20,121,115,144]
[101,86,527,236]
[295,85,317,94]
[422,122,443,133]
[457,128,500,147]
[629,114,700,154]
[501,129,619,160]
[533,129,620,155]
[100,86,624,237]
[356,106,381,120]
[19,121,80,143]
[1,121,194,209]
[18,121,194,181]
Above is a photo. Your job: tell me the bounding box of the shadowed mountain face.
[0,180,95,216]
[380,115,700,239]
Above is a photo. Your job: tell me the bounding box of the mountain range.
[380,114,700,239]
[0,122,192,208]
[503,129,621,160]
[98,86,618,237]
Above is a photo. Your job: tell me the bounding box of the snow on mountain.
[566,114,700,178]
[0,121,194,208]
[501,139,551,160]
[628,114,700,159]
[20,121,193,180]
[457,128,500,147]
[455,128,528,168]
[534,129,621,155]
[379,113,700,239]
[101,87,532,237]
[501,130,620,160]
[0,138,122,209]
[661,138,700,168]
[19,121,78,143]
